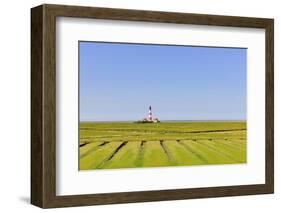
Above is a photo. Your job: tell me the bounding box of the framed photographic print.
[31,4,274,208]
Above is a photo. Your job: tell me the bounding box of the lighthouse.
[136,106,160,123]
[148,106,152,121]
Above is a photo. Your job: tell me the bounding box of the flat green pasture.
[79,121,246,170]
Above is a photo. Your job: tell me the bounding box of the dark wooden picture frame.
[31,4,274,208]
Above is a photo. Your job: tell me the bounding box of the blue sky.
[79,42,246,121]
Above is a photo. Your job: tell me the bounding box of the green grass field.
[79,121,246,170]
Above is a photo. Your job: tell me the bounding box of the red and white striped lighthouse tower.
[137,106,159,123]
[148,106,152,121]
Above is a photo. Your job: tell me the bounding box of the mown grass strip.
[135,141,146,167]
[142,141,171,167]
[218,140,246,152]
[79,142,123,170]
[80,141,106,159]
[199,140,246,163]
[177,141,209,164]
[183,141,236,164]
[160,140,177,166]
[96,141,128,169]
[164,141,207,165]
[197,140,244,163]
[103,141,142,169]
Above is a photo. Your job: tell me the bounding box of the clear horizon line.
[80,119,247,122]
